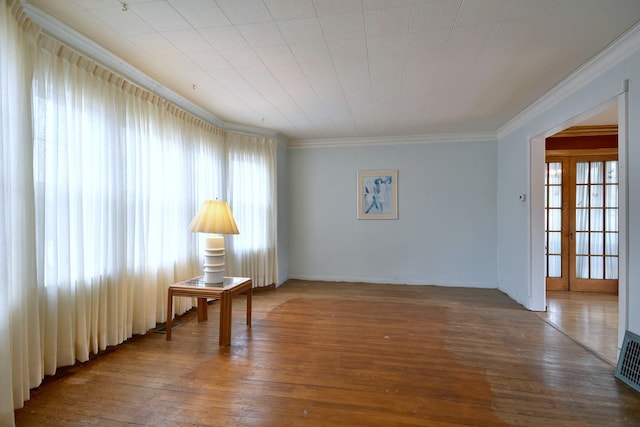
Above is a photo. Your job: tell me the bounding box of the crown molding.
[22,1,288,146]
[223,122,289,146]
[497,21,640,140]
[288,131,496,149]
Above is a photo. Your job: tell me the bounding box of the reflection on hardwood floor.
[15,281,639,426]
[538,291,618,366]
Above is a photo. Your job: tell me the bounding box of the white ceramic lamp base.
[203,236,225,283]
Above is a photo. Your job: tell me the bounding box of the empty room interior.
[3,0,640,426]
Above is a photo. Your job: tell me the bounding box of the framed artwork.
[357,170,398,219]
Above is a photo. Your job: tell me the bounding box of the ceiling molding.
[497,21,640,140]
[22,2,289,146]
[288,132,497,149]
[223,122,289,147]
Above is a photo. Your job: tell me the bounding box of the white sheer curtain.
[226,134,278,287]
[575,162,590,279]
[1,1,41,425]
[3,2,276,422]
[31,41,226,372]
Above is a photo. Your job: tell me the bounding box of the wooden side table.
[166,276,252,346]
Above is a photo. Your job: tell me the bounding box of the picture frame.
[357,170,398,219]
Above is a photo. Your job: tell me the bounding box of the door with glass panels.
[545,159,569,290]
[545,155,618,293]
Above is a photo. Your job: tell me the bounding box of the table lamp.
[189,200,239,284]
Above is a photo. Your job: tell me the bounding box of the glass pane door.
[544,154,618,293]
[572,159,618,290]
[545,161,568,290]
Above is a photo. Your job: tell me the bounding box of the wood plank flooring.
[14,280,640,426]
[538,291,619,366]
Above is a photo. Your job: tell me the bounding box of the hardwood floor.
[538,291,619,366]
[14,280,640,426]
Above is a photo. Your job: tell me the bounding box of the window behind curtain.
[226,134,278,287]
[1,0,41,420]
[30,41,227,370]
[3,10,279,416]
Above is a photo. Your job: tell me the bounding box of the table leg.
[197,297,208,321]
[219,292,232,346]
[246,287,252,328]
[166,289,173,341]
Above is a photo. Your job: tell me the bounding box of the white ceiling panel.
[312,0,363,16]
[215,0,272,24]
[319,12,366,40]
[70,0,116,9]
[406,29,449,55]
[162,29,212,53]
[298,61,343,97]
[212,67,251,86]
[409,1,461,33]
[290,42,332,64]
[219,48,262,69]
[338,75,372,105]
[199,26,248,50]
[454,0,512,27]
[277,17,325,45]
[503,0,549,20]
[488,20,538,47]
[236,22,286,47]
[367,34,408,57]
[269,64,316,96]
[364,5,410,37]
[129,1,191,32]
[363,0,411,10]
[237,68,303,111]
[187,49,231,72]
[264,0,316,20]
[255,45,297,68]
[150,52,198,76]
[26,0,640,142]
[168,0,230,28]
[327,37,368,60]
[99,35,153,68]
[369,55,403,85]
[446,24,498,52]
[189,78,235,103]
[87,5,154,35]
[295,101,333,128]
[127,32,182,57]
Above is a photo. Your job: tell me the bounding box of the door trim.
[529,88,628,359]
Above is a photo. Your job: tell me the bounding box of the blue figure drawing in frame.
[363,174,392,214]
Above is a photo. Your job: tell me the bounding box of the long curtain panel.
[31,42,228,371]
[3,1,278,421]
[0,1,41,425]
[226,133,278,287]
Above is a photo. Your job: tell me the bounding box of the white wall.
[287,139,498,287]
[497,29,640,336]
[496,134,531,305]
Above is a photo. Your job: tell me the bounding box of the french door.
[545,154,619,293]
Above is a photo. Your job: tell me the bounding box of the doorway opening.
[541,123,619,364]
[530,93,628,366]
[544,127,619,293]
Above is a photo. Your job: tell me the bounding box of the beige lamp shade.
[189,200,239,284]
[188,200,239,235]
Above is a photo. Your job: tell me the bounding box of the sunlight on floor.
[537,291,618,366]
